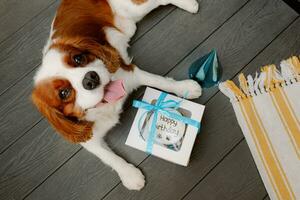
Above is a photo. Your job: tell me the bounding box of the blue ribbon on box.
[133,92,201,154]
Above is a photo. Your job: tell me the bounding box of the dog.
[32,0,201,190]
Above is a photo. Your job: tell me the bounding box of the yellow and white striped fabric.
[219,56,300,200]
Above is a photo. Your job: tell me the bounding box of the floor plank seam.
[262,193,269,200]
[224,15,299,82]
[0,117,43,155]
[22,147,83,200]
[131,7,176,43]
[0,0,59,47]
[0,63,39,97]
[281,0,300,14]
[100,156,150,200]
[180,138,245,200]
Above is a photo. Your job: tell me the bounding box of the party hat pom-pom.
[188,50,222,88]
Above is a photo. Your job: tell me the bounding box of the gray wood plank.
[0,1,59,96]
[0,0,57,42]
[132,5,175,43]
[102,15,300,200]
[183,140,267,200]
[0,70,41,153]
[0,119,80,200]
[25,1,298,200]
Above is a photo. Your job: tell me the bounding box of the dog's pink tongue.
[103,79,126,103]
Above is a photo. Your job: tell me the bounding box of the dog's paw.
[175,80,202,99]
[182,0,199,14]
[119,164,145,191]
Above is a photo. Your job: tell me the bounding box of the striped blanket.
[219,56,300,200]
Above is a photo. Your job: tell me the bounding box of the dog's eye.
[73,54,86,66]
[59,88,71,100]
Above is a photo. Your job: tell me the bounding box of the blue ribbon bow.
[133,92,201,154]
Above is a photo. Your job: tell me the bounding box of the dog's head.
[32,38,126,143]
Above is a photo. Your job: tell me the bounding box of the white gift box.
[126,87,205,166]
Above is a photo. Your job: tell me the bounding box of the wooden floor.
[0,0,299,199]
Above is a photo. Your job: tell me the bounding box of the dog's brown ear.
[31,90,93,143]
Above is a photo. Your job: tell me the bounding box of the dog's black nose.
[82,71,100,90]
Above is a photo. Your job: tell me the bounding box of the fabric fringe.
[219,56,300,102]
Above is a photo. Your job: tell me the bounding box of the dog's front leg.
[81,137,145,190]
[134,67,202,99]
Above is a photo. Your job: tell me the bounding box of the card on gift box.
[126,87,205,166]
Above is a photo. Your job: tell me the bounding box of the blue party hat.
[188,50,221,88]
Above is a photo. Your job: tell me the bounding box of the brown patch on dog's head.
[50,0,134,72]
[53,0,114,44]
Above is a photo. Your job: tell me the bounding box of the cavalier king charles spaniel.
[32,0,201,190]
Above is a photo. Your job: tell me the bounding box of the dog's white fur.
[35,0,200,190]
